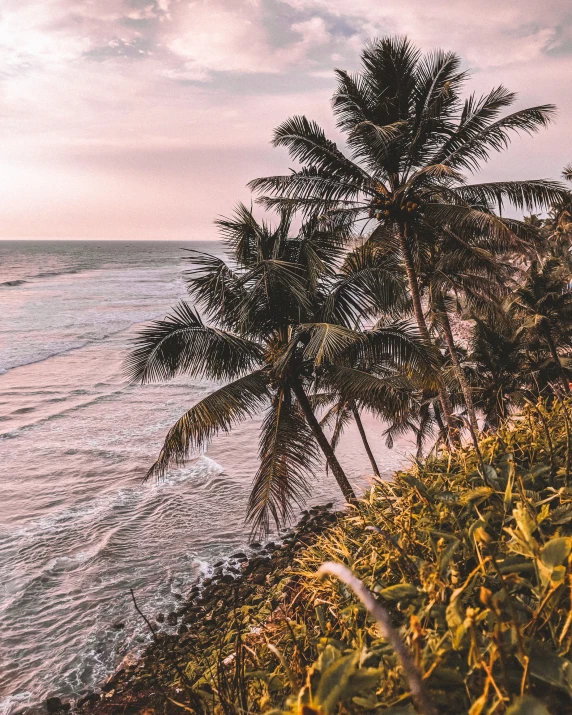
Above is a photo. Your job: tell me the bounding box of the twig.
[130,588,204,715]
[318,562,437,715]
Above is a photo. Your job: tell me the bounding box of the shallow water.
[0,241,415,713]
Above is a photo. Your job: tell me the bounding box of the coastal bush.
[95,399,572,714]
[280,398,572,713]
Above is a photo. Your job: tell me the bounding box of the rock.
[76,692,101,708]
[214,560,225,568]
[231,552,247,560]
[46,697,63,713]
[111,621,125,630]
[156,612,165,623]
[119,651,139,669]
[167,611,178,626]
[249,542,262,549]
[173,592,183,600]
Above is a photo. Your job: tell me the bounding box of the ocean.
[0,240,414,713]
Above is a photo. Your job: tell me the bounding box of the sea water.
[0,241,414,713]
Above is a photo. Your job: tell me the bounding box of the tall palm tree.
[126,206,435,533]
[250,36,567,441]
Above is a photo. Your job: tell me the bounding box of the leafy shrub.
[285,398,572,713]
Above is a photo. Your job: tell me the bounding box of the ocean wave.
[0,268,81,289]
[159,455,225,486]
[0,279,27,287]
[0,691,33,715]
[33,268,81,279]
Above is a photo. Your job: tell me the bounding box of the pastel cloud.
[0,0,571,240]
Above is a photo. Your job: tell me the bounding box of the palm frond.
[147,370,271,479]
[441,103,556,172]
[323,243,409,325]
[247,388,319,534]
[456,179,569,213]
[125,302,264,383]
[321,365,414,422]
[183,251,247,327]
[249,167,369,217]
[272,115,370,184]
[363,322,441,379]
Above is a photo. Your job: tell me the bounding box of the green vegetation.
[94,399,572,714]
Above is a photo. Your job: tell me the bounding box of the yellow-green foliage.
[143,399,572,715]
[282,398,572,713]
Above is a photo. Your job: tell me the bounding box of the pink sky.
[1,0,571,240]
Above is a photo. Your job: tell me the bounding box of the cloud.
[0,0,571,239]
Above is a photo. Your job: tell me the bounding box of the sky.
[1,0,572,240]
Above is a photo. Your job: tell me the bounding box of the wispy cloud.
[0,0,571,239]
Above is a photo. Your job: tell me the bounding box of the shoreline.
[41,503,338,715]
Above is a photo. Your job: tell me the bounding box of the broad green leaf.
[434,490,460,504]
[315,651,359,714]
[400,474,431,501]
[540,537,572,569]
[377,583,420,601]
[439,538,461,576]
[483,464,504,489]
[460,486,494,505]
[352,696,378,709]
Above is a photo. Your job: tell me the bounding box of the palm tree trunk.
[545,332,570,394]
[397,224,458,441]
[291,378,357,503]
[351,404,381,477]
[435,299,480,437]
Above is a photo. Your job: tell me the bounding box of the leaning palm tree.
[250,36,567,442]
[126,206,435,533]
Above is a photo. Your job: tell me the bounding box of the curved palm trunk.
[351,404,381,477]
[545,331,570,394]
[397,224,458,443]
[435,298,480,437]
[291,378,357,504]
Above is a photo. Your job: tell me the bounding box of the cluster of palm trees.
[127,37,572,533]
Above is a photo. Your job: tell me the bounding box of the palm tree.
[126,206,435,533]
[509,258,572,394]
[319,396,381,477]
[250,36,567,442]
[466,316,527,430]
[423,228,515,438]
[564,165,572,182]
